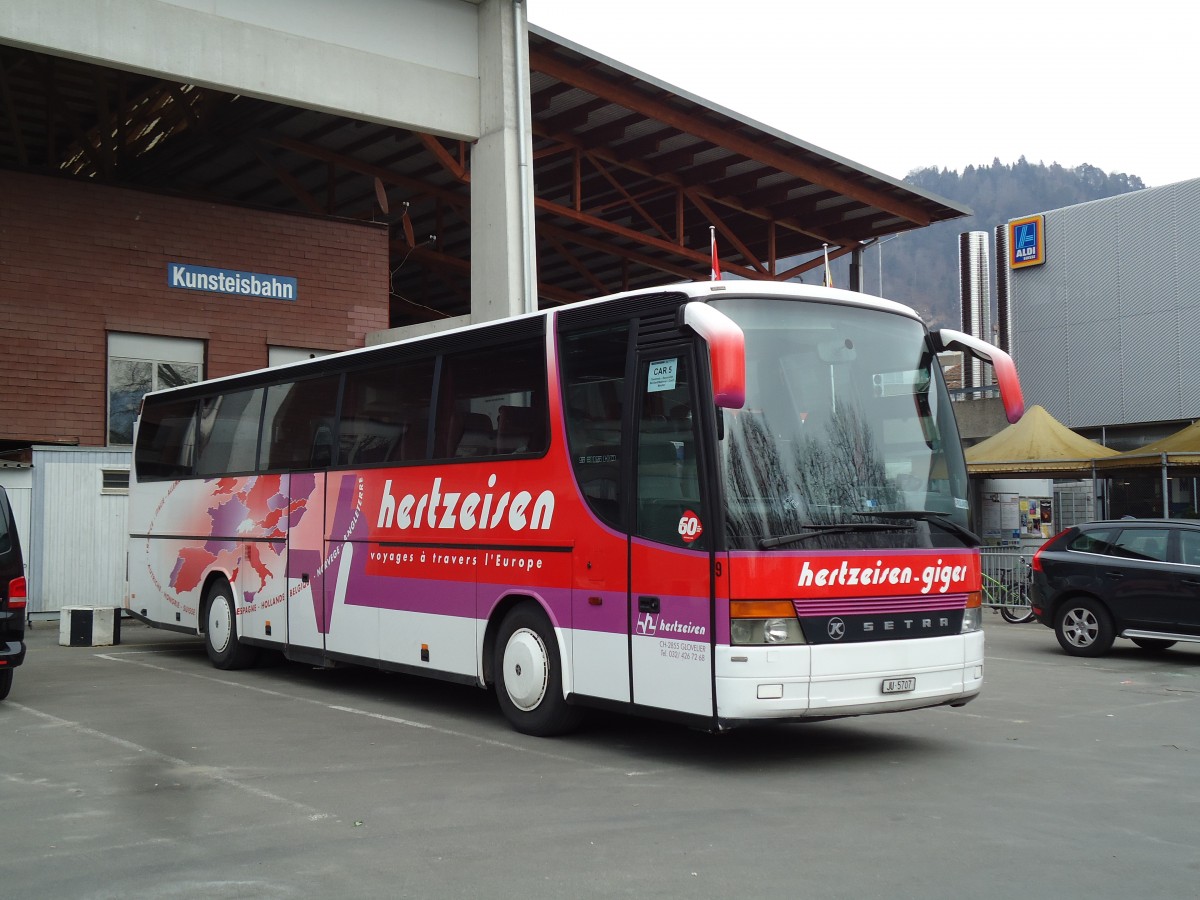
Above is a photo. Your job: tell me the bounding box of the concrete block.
[59,607,121,647]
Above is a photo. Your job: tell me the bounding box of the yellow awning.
[1093,418,1200,470]
[966,405,1117,476]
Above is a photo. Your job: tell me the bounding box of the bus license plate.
[882,677,916,694]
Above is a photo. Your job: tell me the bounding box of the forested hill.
[845,159,1146,327]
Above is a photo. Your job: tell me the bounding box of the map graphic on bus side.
[167,474,317,601]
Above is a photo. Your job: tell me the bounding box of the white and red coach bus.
[126,282,1022,735]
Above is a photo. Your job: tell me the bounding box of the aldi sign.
[1009,215,1046,268]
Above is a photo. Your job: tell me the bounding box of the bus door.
[285,471,328,656]
[629,345,715,717]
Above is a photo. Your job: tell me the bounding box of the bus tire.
[0,668,12,701]
[204,580,260,670]
[493,603,581,737]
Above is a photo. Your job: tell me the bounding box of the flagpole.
[710,226,721,281]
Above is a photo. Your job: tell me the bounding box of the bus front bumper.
[714,631,984,721]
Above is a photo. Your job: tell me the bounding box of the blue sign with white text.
[168,263,298,301]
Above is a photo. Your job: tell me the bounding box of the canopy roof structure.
[965,405,1118,476]
[0,28,970,328]
[1093,418,1200,471]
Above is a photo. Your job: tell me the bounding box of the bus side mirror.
[936,328,1025,424]
[683,303,746,409]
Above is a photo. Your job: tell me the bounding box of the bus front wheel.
[204,581,260,670]
[493,603,581,736]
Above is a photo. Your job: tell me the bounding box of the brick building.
[1,170,389,451]
[0,170,389,615]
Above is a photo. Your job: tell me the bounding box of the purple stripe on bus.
[794,594,968,616]
[477,583,573,627]
[561,590,629,634]
[331,563,698,639]
[328,475,369,542]
[338,559,578,625]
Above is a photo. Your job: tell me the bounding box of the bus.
[126,281,1023,735]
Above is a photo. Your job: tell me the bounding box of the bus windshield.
[711,296,971,551]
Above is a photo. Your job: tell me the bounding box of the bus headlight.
[730,601,807,645]
[961,591,983,633]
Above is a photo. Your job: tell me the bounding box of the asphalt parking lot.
[2,614,1198,899]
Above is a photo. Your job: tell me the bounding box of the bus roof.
[142,281,925,401]
[575,280,923,321]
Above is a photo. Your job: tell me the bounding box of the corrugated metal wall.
[30,447,131,614]
[1009,177,1200,428]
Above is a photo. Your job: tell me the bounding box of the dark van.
[0,485,27,700]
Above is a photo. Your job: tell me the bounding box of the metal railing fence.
[979,548,1031,611]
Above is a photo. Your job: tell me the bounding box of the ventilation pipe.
[957,231,992,391]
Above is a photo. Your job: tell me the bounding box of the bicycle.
[982,562,1035,624]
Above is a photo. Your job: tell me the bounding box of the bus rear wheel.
[493,603,581,736]
[204,581,260,670]
[0,668,12,701]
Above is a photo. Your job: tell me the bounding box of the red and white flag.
[710,226,721,281]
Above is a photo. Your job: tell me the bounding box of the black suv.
[1030,519,1200,657]
[0,485,27,699]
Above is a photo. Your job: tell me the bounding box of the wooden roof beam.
[417,132,468,182]
[539,221,703,283]
[542,96,609,132]
[537,213,767,283]
[614,125,671,160]
[542,230,610,295]
[583,151,673,243]
[529,80,575,115]
[532,121,839,245]
[529,47,931,226]
[580,110,644,145]
[262,134,469,207]
[776,241,860,281]
[686,189,768,276]
[254,142,324,215]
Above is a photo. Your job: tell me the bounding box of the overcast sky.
[527,0,1198,188]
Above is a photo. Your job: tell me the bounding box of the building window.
[100,468,130,495]
[108,334,203,446]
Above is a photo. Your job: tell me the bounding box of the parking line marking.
[6,702,330,820]
[96,652,626,773]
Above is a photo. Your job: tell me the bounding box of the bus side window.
[259,375,341,472]
[558,322,629,528]
[134,397,197,480]
[434,340,546,460]
[635,353,704,548]
[340,358,435,466]
[195,388,265,477]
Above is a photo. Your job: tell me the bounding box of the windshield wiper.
[851,510,981,547]
[759,522,910,549]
